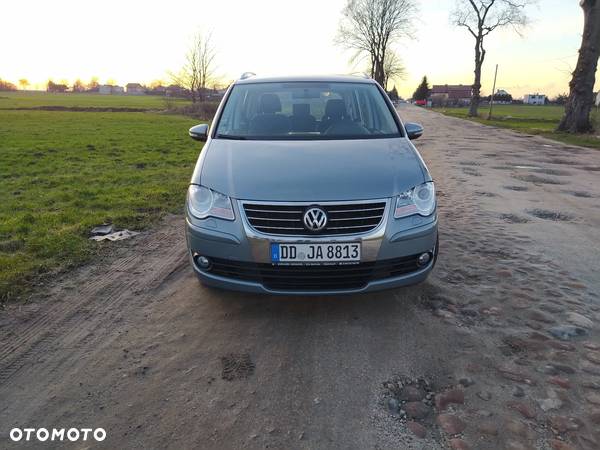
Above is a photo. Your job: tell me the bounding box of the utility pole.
[487,64,498,120]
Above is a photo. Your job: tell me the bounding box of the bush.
[167,101,219,120]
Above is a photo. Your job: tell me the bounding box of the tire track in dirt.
[0,216,187,385]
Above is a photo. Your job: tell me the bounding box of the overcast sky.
[1,0,589,98]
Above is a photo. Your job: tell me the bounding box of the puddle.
[513,175,568,185]
[564,191,593,198]
[501,214,530,224]
[527,209,575,222]
[503,185,529,191]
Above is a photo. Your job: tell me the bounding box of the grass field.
[0,91,191,109]
[0,93,202,301]
[433,104,600,149]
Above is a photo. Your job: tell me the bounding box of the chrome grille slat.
[257,226,305,230]
[327,207,385,213]
[326,225,373,230]
[246,216,299,222]
[242,200,387,236]
[328,215,381,221]
[244,208,303,213]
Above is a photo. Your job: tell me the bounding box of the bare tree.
[336,0,417,87]
[72,79,85,92]
[172,31,217,103]
[383,52,406,90]
[558,1,600,133]
[452,0,533,117]
[87,77,99,92]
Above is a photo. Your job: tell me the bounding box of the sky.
[0,0,589,99]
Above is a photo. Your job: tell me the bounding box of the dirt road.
[1,106,599,450]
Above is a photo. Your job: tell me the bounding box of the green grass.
[0,91,190,109]
[433,104,600,149]
[0,108,202,301]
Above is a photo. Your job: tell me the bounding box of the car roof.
[234,74,376,85]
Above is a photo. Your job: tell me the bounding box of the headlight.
[394,182,435,219]
[187,185,235,221]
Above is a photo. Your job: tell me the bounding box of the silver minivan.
[186,74,437,294]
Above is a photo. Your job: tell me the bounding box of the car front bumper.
[185,199,438,295]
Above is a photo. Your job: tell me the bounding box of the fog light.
[417,252,432,267]
[194,254,211,270]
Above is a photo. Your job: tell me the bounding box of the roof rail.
[347,72,371,79]
[240,72,256,80]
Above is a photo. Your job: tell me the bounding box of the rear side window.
[215,82,400,140]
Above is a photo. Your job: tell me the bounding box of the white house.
[524,94,546,105]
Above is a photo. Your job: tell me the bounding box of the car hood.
[196,138,426,202]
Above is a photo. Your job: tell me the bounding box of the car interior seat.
[319,99,348,132]
[290,103,316,132]
[249,93,290,135]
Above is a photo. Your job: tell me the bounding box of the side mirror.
[405,122,424,140]
[189,124,209,141]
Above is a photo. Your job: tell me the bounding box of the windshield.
[215,82,401,140]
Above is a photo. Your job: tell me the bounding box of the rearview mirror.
[405,122,424,140]
[189,124,209,141]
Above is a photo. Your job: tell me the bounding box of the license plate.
[271,243,361,265]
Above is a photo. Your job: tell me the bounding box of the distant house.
[98,84,124,95]
[431,84,473,106]
[523,94,546,105]
[147,85,166,95]
[126,83,145,95]
[165,84,188,97]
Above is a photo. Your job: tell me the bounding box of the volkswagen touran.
[185,74,438,294]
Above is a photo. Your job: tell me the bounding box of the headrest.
[259,93,282,114]
[325,99,347,119]
[293,103,310,116]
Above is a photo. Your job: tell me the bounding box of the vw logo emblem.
[303,207,327,232]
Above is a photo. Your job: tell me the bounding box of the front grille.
[207,255,422,291]
[242,201,387,236]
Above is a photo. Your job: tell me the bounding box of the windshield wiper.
[216,134,247,140]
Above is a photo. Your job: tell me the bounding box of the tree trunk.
[469,37,484,117]
[374,58,385,87]
[558,0,600,133]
